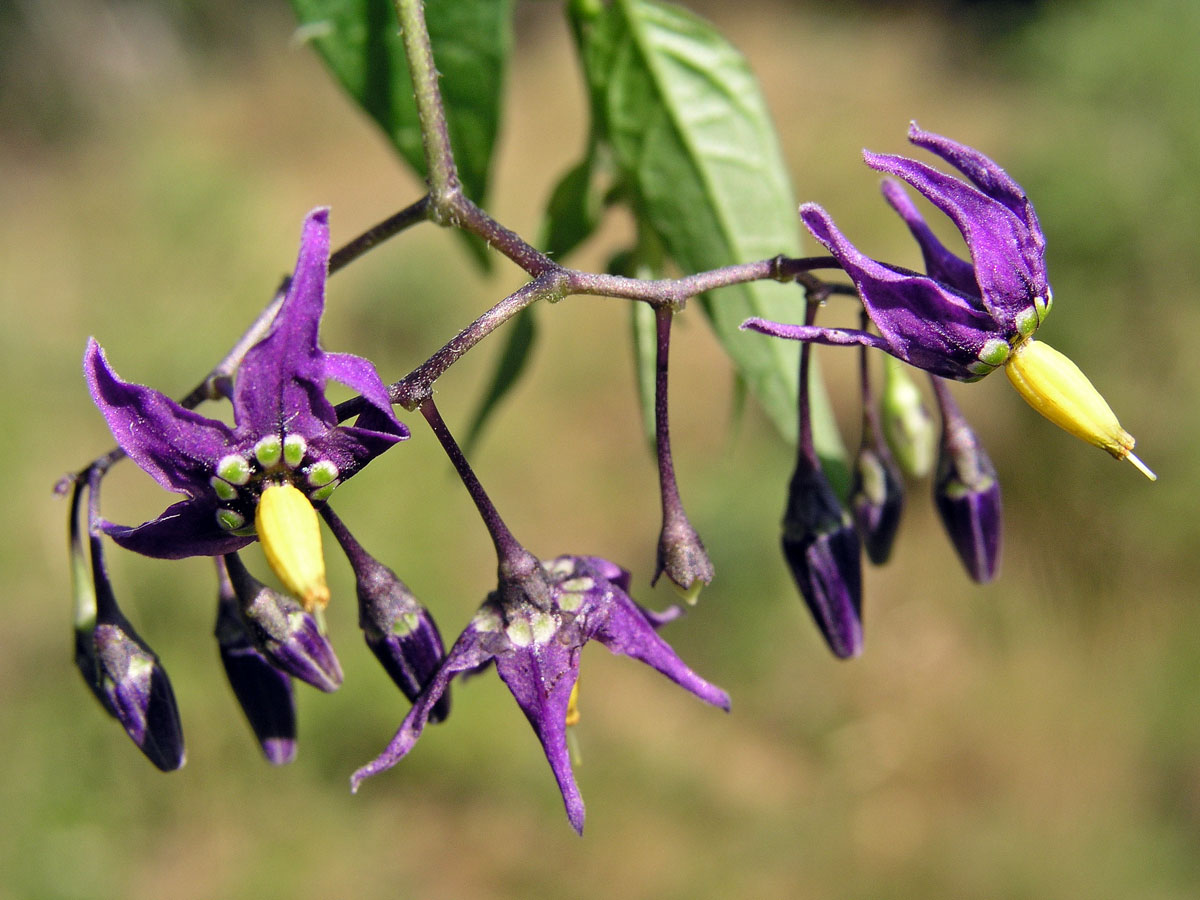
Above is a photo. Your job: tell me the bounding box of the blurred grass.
[3,0,1199,898]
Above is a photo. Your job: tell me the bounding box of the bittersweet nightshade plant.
[84,208,408,604]
[61,0,1158,836]
[350,554,730,834]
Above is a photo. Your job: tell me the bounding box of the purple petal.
[587,592,731,712]
[323,351,406,436]
[907,123,1042,239]
[863,151,1045,330]
[101,500,253,559]
[799,204,999,379]
[494,639,586,834]
[880,179,977,295]
[233,208,336,436]
[351,622,497,792]
[305,423,407,485]
[85,339,235,495]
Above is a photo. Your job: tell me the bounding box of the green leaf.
[572,0,843,466]
[464,305,538,450]
[630,299,658,448]
[289,0,511,209]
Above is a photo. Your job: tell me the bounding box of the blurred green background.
[3,0,1198,897]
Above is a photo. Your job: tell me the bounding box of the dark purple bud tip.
[782,465,865,659]
[215,599,297,765]
[653,518,715,605]
[933,426,1003,583]
[226,555,343,692]
[90,622,186,771]
[353,554,449,723]
[850,441,906,566]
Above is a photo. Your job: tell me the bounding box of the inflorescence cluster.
[61,123,1152,832]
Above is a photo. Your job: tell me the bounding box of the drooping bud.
[782,463,865,659]
[781,299,864,659]
[654,516,714,605]
[320,507,449,723]
[651,306,714,603]
[222,552,343,693]
[930,378,1003,583]
[256,482,330,610]
[214,562,296,765]
[851,338,906,564]
[1004,338,1155,480]
[70,481,185,771]
[880,356,937,478]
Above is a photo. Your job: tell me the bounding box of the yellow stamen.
[1004,339,1156,481]
[256,483,331,609]
[565,680,581,727]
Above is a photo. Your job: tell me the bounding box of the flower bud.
[222,553,343,693]
[654,517,714,605]
[881,356,937,478]
[781,463,864,659]
[931,385,1003,583]
[354,556,450,724]
[70,481,185,772]
[1005,339,1155,480]
[214,577,297,765]
[850,442,905,565]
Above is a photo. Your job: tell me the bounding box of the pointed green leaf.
[539,153,603,261]
[289,0,511,210]
[572,0,843,467]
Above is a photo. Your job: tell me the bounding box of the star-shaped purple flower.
[744,123,1052,382]
[84,208,407,560]
[349,555,730,834]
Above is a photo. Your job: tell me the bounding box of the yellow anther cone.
[256,483,331,610]
[1004,339,1156,480]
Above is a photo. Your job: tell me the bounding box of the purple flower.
[349,555,729,834]
[84,208,408,596]
[744,123,1051,382]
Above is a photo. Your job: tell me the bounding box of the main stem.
[392,0,460,213]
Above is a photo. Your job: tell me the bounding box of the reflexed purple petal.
[864,150,1045,330]
[494,637,586,834]
[880,179,977,295]
[85,339,235,495]
[580,556,631,594]
[587,591,731,711]
[907,123,1041,237]
[351,621,498,792]
[101,501,253,559]
[799,204,998,379]
[323,351,406,435]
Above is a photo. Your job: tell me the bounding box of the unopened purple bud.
[355,558,450,724]
[850,438,905,565]
[931,380,1002,583]
[214,582,296,765]
[781,463,864,659]
[222,554,343,693]
[85,619,186,772]
[320,507,449,722]
[71,491,184,772]
[654,517,714,605]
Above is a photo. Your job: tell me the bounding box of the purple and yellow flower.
[84,208,409,607]
[350,555,729,834]
[744,124,1153,479]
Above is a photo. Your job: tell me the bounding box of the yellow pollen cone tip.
[1004,339,1156,481]
[256,483,330,610]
